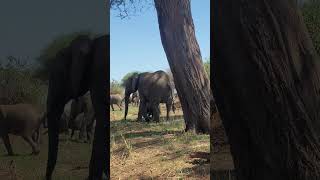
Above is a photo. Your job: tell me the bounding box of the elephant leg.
[86,126,93,143]
[111,104,114,111]
[166,102,171,121]
[153,103,160,122]
[2,135,13,156]
[22,135,40,155]
[137,101,146,121]
[32,132,37,142]
[88,91,108,179]
[37,128,41,145]
[33,128,41,145]
[80,124,87,142]
[70,129,75,139]
[117,104,122,111]
[79,115,87,142]
[46,102,65,179]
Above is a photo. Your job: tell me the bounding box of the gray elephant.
[46,35,108,180]
[124,70,174,122]
[71,91,95,142]
[47,92,95,142]
[143,102,158,122]
[131,92,140,106]
[42,100,73,135]
[69,112,95,142]
[0,104,45,155]
[110,94,122,111]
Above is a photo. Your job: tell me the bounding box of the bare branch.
[110,0,154,19]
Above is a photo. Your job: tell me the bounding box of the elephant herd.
[0,35,108,179]
[110,70,180,122]
[0,91,95,156]
[0,34,182,179]
[123,70,176,122]
[44,91,96,142]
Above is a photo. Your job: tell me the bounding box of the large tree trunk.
[154,0,211,133]
[213,0,320,179]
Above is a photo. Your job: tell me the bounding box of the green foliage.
[302,1,320,55]
[34,31,95,80]
[203,57,210,78]
[121,71,140,86]
[111,79,124,94]
[0,58,47,108]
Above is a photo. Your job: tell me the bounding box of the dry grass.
[110,105,210,179]
[0,132,93,179]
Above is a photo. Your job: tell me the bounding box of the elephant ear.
[69,35,92,97]
[131,75,140,92]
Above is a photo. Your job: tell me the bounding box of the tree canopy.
[110,79,123,94]
[121,71,140,86]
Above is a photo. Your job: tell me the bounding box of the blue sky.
[110,1,210,81]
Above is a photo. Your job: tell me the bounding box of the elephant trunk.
[124,94,130,120]
[46,100,65,179]
[46,112,59,179]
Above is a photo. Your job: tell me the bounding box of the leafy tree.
[0,57,47,108]
[110,79,124,94]
[121,71,140,86]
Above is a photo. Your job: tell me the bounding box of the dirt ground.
[0,132,95,180]
[210,118,235,179]
[110,105,210,179]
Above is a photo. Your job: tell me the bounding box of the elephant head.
[46,35,108,179]
[124,74,140,120]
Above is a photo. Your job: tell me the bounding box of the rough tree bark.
[154,0,211,133]
[213,0,320,179]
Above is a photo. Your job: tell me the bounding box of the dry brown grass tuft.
[110,104,210,179]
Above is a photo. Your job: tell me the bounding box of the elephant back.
[139,71,172,103]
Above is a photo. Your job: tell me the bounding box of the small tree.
[110,79,124,94]
[121,71,140,87]
[0,56,47,108]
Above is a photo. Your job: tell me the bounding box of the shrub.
[111,80,124,94]
[0,58,47,108]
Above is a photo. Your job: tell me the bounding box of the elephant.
[42,100,73,135]
[131,92,139,106]
[143,102,159,122]
[69,91,96,142]
[69,112,95,142]
[0,104,45,155]
[110,94,122,111]
[124,70,174,122]
[45,35,108,180]
[44,92,96,143]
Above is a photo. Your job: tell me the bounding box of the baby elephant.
[69,112,95,142]
[110,94,123,111]
[0,104,44,156]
